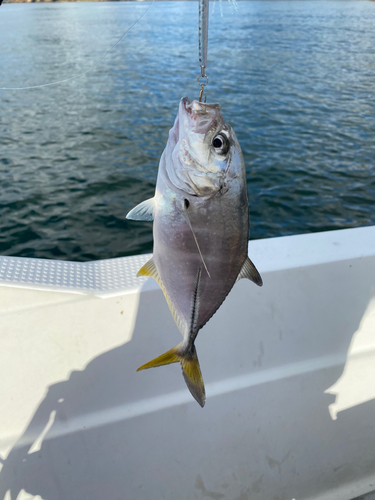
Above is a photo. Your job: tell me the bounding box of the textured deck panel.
[0,254,151,297]
[1,225,374,297]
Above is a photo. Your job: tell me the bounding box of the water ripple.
[0,1,374,260]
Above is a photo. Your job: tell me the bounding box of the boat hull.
[0,226,375,500]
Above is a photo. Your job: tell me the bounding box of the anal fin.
[236,256,263,287]
[137,257,161,284]
[137,257,186,336]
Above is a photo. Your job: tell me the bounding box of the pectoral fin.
[236,256,263,287]
[126,197,155,221]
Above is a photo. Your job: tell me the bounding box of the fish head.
[165,97,245,197]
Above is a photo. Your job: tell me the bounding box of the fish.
[126,97,262,407]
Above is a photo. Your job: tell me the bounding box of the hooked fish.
[127,97,262,407]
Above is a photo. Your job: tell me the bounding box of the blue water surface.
[0,0,374,261]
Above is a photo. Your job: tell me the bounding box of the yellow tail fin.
[137,344,206,407]
[137,345,181,371]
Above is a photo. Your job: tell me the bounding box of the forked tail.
[137,342,206,407]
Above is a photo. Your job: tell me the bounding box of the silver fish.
[127,98,262,407]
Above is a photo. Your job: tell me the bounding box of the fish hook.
[197,70,209,103]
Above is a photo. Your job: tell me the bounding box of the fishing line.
[211,0,238,18]
[197,0,238,101]
[0,0,154,91]
[184,199,211,278]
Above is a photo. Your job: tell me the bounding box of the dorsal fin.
[126,198,155,221]
[137,258,187,336]
[236,256,263,287]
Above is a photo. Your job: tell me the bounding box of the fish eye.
[213,136,223,148]
[212,134,229,155]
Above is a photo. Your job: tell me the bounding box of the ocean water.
[0,0,374,261]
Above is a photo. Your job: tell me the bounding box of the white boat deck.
[0,225,375,500]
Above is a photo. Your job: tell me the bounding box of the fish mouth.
[181,97,191,112]
[179,97,222,135]
[180,97,221,115]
